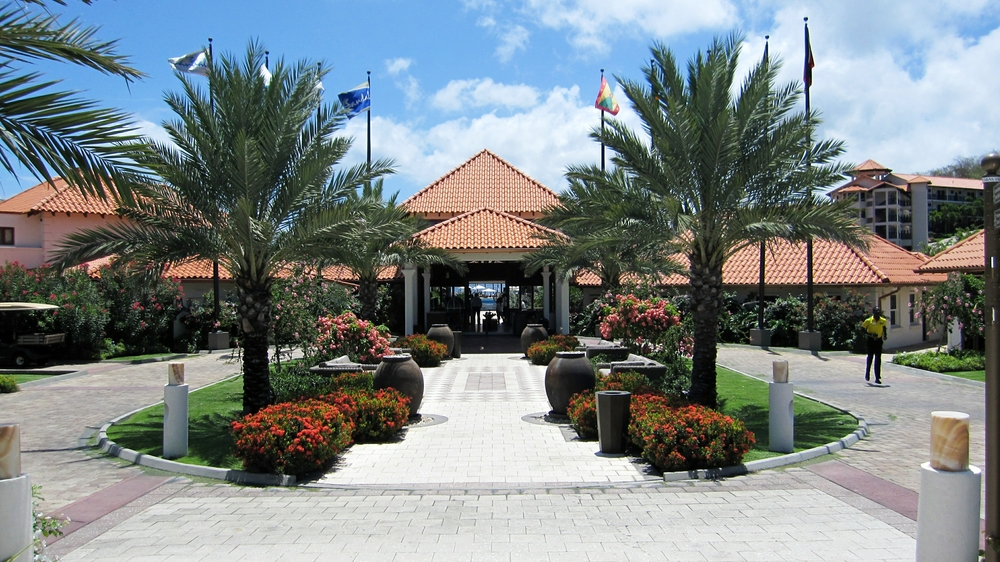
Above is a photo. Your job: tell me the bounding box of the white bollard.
[163,363,189,459]
[916,411,981,562]
[0,424,32,562]
[769,360,794,453]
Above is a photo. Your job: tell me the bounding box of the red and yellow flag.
[594,76,620,115]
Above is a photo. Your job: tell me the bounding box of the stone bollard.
[0,423,32,562]
[596,391,631,455]
[163,362,189,459]
[768,360,794,453]
[916,411,981,562]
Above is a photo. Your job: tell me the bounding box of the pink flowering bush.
[599,294,681,354]
[918,273,984,342]
[304,311,392,364]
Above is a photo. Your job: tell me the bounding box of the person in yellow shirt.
[862,307,888,384]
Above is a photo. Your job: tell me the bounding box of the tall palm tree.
[52,43,392,414]
[525,166,681,290]
[325,181,465,322]
[0,0,147,198]
[595,33,868,408]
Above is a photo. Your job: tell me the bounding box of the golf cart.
[0,302,63,367]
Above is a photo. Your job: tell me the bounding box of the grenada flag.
[594,76,620,115]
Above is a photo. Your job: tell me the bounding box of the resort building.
[827,159,983,251]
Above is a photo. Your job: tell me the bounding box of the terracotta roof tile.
[918,230,984,273]
[403,150,560,219]
[82,257,400,284]
[0,177,120,215]
[851,159,890,173]
[895,174,982,190]
[413,207,563,251]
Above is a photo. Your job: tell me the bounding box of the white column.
[558,276,570,335]
[422,271,432,331]
[402,266,417,335]
[947,318,962,351]
[542,266,552,325]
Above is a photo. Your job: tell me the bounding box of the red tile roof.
[0,177,120,215]
[918,230,985,273]
[82,257,399,283]
[894,174,982,190]
[851,159,890,173]
[412,207,564,251]
[403,150,560,219]
[573,236,945,287]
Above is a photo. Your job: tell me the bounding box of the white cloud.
[385,58,413,76]
[135,118,175,149]
[496,24,529,62]
[431,78,539,112]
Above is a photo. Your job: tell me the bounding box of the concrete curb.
[100,353,192,365]
[662,366,870,482]
[97,376,295,487]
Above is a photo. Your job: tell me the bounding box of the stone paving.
[3,344,988,560]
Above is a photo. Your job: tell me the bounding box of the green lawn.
[11,373,56,384]
[106,376,244,470]
[716,367,859,462]
[943,370,985,382]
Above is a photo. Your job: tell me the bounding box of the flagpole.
[207,37,222,327]
[759,36,769,333]
[804,17,815,336]
[366,70,371,170]
[600,69,605,172]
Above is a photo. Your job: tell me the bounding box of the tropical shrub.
[328,370,374,392]
[599,371,657,395]
[893,350,985,373]
[567,391,597,440]
[271,267,358,358]
[93,264,183,355]
[270,362,332,403]
[0,374,18,393]
[231,399,354,475]
[599,294,681,354]
[919,273,985,347]
[628,398,755,472]
[339,388,409,443]
[527,335,578,365]
[304,311,392,364]
[176,289,239,352]
[814,291,870,350]
[548,334,580,350]
[764,296,806,347]
[392,334,449,367]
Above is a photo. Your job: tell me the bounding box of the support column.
[402,265,417,335]
[558,276,570,335]
[422,271,431,332]
[542,266,552,326]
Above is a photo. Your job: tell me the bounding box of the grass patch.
[106,376,244,470]
[10,373,56,384]
[717,367,857,462]
[942,370,985,382]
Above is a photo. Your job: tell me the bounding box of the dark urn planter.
[544,351,595,416]
[427,324,455,356]
[520,323,548,355]
[374,354,424,418]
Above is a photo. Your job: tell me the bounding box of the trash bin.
[451,331,462,359]
[596,390,631,454]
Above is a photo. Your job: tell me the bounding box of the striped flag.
[804,24,815,88]
[168,50,209,76]
[594,76,620,115]
[338,82,370,119]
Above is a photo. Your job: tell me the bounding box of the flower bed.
[327,389,410,443]
[526,334,580,365]
[566,371,663,440]
[392,334,449,367]
[307,311,392,364]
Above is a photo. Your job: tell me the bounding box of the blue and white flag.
[338,82,370,119]
[168,50,209,76]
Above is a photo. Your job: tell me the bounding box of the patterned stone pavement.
[5,344,986,560]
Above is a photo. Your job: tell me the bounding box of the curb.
[100,353,192,365]
[662,365,870,482]
[97,376,295,487]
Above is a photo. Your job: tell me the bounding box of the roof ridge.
[402,150,492,206]
[848,241,890,283]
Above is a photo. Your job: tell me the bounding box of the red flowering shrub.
[392,334,449,367]
[317,391,357,422]
[305,311,392,364]
[341,389,410,443]
[547,334,580,350]
[600,371,657,395]
[629,400,755,472]
[328,371,374,392]
[231,399,354,475]
[567,390,597,440]
[599,294,681,354]
[527,335,578,365]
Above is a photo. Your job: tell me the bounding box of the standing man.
[472,293,483,329]
[862,307,888,384]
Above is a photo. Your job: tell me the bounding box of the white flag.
[168,50,209,76]
[259,64,272,86]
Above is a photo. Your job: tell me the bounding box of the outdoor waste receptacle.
[451,331,462,358]
[596,390,631,454]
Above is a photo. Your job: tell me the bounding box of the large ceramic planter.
[374,354,424,418]
[520,324,548,355]
[544,351,595,416]
[427,324,455,356]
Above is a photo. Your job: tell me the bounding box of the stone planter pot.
[427,324,455,356]
[544,351,595,416]
[520,323,548,355]
[374,354,424,418]
[585,346,629,362]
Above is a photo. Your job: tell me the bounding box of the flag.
[259,63,272,86]
[338,82,370,119]
[594,76,620,116]
[804,24,815,88]
[168,50,209,76]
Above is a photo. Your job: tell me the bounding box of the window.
[875,225,887,238]
[901,226,912,240]
[887,209,897,222]
[875,208,887,222]
[859,192,866,202]
[875,191,887,206]
[859,209,866,219]
[887,191,897,205]
[890,294,898,326]
[888,225,898,239]
[909,293,915,324]
[0,227,12,246]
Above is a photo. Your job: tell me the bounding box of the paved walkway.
[3,345,987,560]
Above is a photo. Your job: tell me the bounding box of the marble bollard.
[772,360,789,384]
[0,423,20,480]
[929,411,969,471]
[167,362,185,385]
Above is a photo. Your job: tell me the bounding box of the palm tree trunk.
[358,277,378,322]
[237,279,273,414]
[688,254,723,409]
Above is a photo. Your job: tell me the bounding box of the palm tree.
[52,43,392,414]
[525,166,681,290]
[595,33,868,408]
[0,0,147,198]
[325,181,465,322]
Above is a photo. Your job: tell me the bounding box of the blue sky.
[4,0,1000,201]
